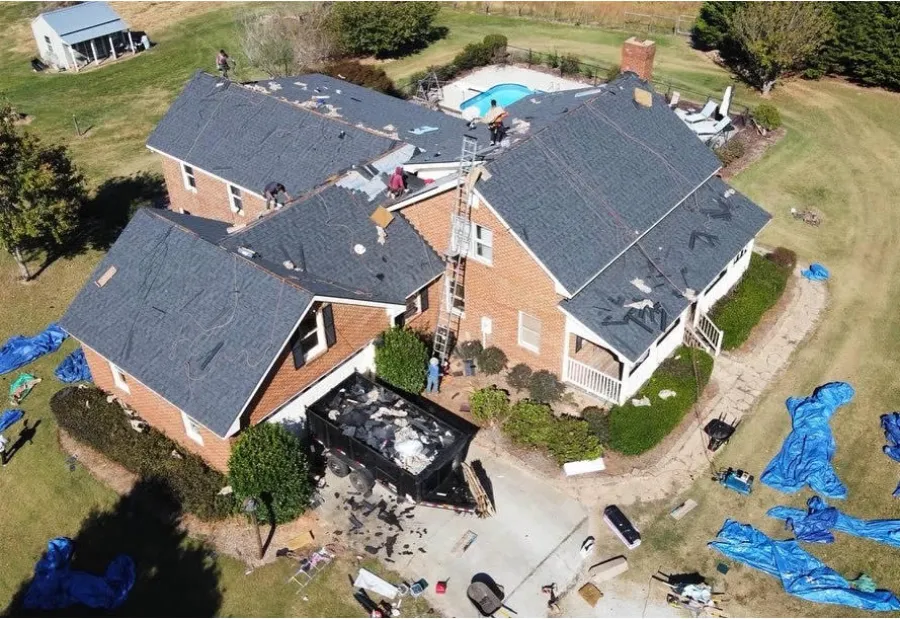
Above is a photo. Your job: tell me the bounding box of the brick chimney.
[620,37,656,82]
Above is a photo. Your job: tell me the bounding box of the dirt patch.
[719,126,787,180]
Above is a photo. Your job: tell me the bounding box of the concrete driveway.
[316,443,588,617]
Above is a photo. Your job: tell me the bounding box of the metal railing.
[696,312,724,356]
[565,357,622,405]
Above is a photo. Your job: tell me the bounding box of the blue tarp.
[23,537,135,611]
[0,409,24,433]
[761,382,854,499]
[768,496,900,547]
[802,263,830,281]
[709,520,900,611]
[0,323,67,375]
[55,348,92,383]
[881,413,900,462]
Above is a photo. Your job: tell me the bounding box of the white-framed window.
[403,289,428,321]
[445,278,465,315]
[518,311,541,353]
[471,224,493,265]
[109,362,130,394]
[481,316,493,347]
[181,411,204,445]
[228,184,243,214]
[181,163,197,191]
[291,307,327,367]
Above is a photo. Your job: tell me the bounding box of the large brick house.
[61,54,769,471]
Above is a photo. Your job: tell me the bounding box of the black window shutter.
[323,304,336,348]
[419,287,429,312]
[291,335,306,369]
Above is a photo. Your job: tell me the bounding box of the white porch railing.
[565,358,622,405]
[695,312,724,356]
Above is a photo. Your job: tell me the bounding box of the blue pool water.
[461,83,534,116]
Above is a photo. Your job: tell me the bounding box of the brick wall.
[244,303,390,425]
[160,156,269,223]
[621,37,656,82]
[402,191,568,374]
[82,345,234,472]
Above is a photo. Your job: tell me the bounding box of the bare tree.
[238,3,338,78]
[727,2,834,94]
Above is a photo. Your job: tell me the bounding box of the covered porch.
[65,29,137,72]
[562,331,627,406]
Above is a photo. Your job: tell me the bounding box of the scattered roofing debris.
[323,382,460,475]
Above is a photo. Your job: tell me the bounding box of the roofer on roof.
[263,182,291,210]
[388,166,408,198]
[482,99,508,146]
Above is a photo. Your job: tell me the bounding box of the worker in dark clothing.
[263,182,291,210]
[387,166,408,198]
[216,50,231,79]
[482,99,508,145]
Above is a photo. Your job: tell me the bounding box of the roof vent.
[723,188,736,198]
[95,266,117,288]
[354,244,367,255]
[237,247,257,259]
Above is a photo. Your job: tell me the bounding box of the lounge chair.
[675,99,717,124]
[695,116,733,143]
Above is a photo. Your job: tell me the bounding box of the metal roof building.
[31,2,136,72]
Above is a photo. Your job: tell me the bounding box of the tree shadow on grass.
[3,477,222,617]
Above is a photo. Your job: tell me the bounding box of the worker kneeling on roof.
[387,166,408,198]
[263,182,291,210]
[482,99,508,146]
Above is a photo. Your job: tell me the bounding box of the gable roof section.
[562,177,771,362]
[38,2,127,45]
[263,74,485,164]
[60,209,312,437]
[478,73,721,293]
[146,72,397,198]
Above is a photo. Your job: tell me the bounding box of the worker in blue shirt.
[426,357,441,393]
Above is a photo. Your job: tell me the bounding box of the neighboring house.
[61,41,770,471]
[31,2,136,72]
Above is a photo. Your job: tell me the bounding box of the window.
[471,224,493,265]
[109,362,130,394]
[181,412,204,445]
[446,278,465,315]
[228,184,243,214]
[44,35,53,53]
[403,288,429,321]
[292,309,326,367]
[733,246,748,265]
[181,163,196,191]
[518,312,541,352]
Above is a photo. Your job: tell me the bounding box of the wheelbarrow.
[467,578,515,617]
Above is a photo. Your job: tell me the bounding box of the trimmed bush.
[710,253,791,350]
[714,139,746,166]
[608,347,714,455]
[503,400,554,446]
[375,327,429,392]
[50,386,233,520]
[504,401,602,464]
[507,363,533,392]
[767,246,797,270]
[482,33,508,57]
[322,60,400,96]
[330,1,441,58]
[469,386,510,426]
[455,339,483,361]
[582,406,610,446]
[606,63,621,82]
[559,53,581,75]
[229,424,312,524]
[752,103,782,130]
[528,370,564,403]
[454,42,493,71]
[477,346,508,375]
[545,50,560,69]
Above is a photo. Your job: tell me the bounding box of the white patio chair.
[696,116,733,142]
[675,99,718,123]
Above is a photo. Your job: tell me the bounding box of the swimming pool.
[460,83,534,118]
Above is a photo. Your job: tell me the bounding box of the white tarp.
[353,568,399,600]
[563,457,606,476]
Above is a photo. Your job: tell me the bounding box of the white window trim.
[299,309,328,363]
[481,316,493,347]
[228,184,244,215]
[109,362,130,394]
[518,311,541,353]
[181,411,204,445]
[470,223,493,266]
[181,163,197,193]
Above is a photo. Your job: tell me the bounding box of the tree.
[228,424,312,524]
[330,2,442,58]
[238,3,338,77]
[0,102,85,280]
[822,2,900,91]
[322,60,401,96]
[725,2,834,94]
[691,2,739,51]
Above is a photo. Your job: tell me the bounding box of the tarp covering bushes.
[768,496,900,547]
[709,520,900,611]
[0,409,24,433]
[0,323,66,375]
[761,382,854,499]
[55,348,92,383]
[23,537,135,611]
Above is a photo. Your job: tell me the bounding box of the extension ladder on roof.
[433,136,480,364]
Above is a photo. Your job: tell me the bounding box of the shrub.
[455,339,483,361]
[507,363,533,392]
[375,327,429,392]
[322,60,400,96]
[482,33,508,58]
[50,386,233,520]
[608,347,714,455]
[714,139,746,166]
[767,246,797,270]
[582,406,611,446]
[229,424,312,524]
[469,386,510,426]
[453,42,494,71]
[546,417,603,464]
[545,50,560,69]
[559,53,581,75]
[503,400,554,445]
[752,103,782,130]
[582,65,596,81]
[330,1,442,58]
[803,67,825,80]
[477,346,508,375]
[528,370,564,403]
[606,63,621,82]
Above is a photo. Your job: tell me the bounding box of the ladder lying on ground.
[432,136,480,364]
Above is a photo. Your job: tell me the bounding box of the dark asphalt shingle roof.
[266,74,488,163]
[562,177,771,362]
[146,72,397,198]
[479,73,722,293]
[60,209,312,436]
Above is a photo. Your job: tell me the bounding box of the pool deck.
[440,65,588,112]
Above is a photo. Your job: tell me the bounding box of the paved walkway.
[563,270,829,507]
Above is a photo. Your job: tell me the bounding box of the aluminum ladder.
[432,135,479,364]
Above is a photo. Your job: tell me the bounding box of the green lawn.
[711,253,791,350]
